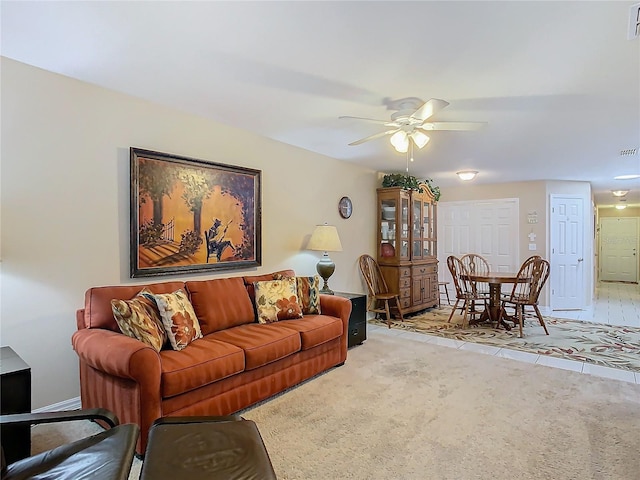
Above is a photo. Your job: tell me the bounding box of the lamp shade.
[390,131,409,153]
[410,130,430,149]
[308,224,343,252]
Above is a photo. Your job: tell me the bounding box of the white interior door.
[600,217,639,283]
[550,196,585,310]
[438,199,519,284]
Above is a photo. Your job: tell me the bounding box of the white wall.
[0,58,378,409]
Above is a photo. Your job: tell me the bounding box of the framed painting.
[130,148,262,277]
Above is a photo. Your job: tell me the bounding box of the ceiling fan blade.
[410,98,450,122]
[339,115,398,127]
[419,122,487,131]
[348,129,400,146]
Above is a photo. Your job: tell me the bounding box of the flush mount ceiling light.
[615,204,627,210]
[456,170,478,181]
[611,190,630,197]
[614,174,640,180]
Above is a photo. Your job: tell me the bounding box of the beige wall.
[0,58,378,408]
[598,206,640,218]
[442,181,548,262]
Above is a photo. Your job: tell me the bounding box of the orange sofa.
[72,270,352,454]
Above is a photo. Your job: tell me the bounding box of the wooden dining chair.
[358,254,404,328]
[446,255,481,327]
[498,256,550,338]
[459,253,491,300]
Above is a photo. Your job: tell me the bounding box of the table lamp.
[307,223,343,294]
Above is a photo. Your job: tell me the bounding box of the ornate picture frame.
[130,148,262,277]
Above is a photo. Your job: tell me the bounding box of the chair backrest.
[510,257,550,304]
[460,253,490,294]
[447,255,472,298]
[460,254,490,275]
[358,254,390,296]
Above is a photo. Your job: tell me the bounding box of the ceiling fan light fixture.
[611,190,629,197]
[456,170,478,181]
[390,130,409,153]
[410,131,430,149]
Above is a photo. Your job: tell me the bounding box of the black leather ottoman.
[140,415,277,480]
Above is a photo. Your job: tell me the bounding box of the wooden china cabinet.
[376,184,438,314]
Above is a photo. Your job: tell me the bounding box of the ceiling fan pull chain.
[406,143,410,172]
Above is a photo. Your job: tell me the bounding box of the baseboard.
[33,396,81,413]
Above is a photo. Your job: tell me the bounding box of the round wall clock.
[339,196,353,219]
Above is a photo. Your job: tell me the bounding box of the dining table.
[462,272,530,330]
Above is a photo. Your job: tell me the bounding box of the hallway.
[548,281,640,327]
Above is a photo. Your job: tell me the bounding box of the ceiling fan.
[339,97,486,153]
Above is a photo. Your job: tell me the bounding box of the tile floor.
[543,280,640,327]
[368,281,640,385]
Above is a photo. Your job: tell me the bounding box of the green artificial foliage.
[381,174,441,201]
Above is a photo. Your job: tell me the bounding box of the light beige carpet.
[32,333,640,479]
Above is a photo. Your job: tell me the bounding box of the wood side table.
[334,292,367,348]
[1,346,32,463]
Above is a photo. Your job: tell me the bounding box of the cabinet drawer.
[412,267,427,277]
[348,321,366,348]
[399,267,411,278]
[412,265,437,276]
[400,287,411,299]
[400,277,411,288]
[400,297,411,309]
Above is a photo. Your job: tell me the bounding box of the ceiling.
[2,1,639,208]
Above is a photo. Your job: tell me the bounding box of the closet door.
[437,199,519,283]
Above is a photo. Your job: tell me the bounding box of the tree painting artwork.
[130,148,262,277]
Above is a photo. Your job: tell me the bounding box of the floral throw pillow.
[145,289,203,351]
[254,278,303,324]
[111,289,167,352]
[296,276,321,315]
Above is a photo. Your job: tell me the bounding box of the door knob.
[577,258,584,262]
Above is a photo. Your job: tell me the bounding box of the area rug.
[370,306,640,372]
[31,334,640,479]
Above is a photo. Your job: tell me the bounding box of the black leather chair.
[0,408,139,480]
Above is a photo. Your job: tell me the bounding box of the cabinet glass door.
[412,198,423,259]
[400,197,409,259]
[422,199,432,256]
[380,198,397,260]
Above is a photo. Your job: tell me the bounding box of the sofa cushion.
[277,314,343,350]
[186,277,255,335]
[83,281,186,331]
[295,276,322,315]
[159,337,245,398]
[146,289,203,351]
[209,323,301,370]
[110,289,167,352]
[243,270,296,303]
[253,278,303,324]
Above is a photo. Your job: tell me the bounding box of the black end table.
[334,292,367,347]
[1,346,32,463]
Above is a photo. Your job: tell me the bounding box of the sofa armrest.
[71,328,161,381]
[319,294,352,330]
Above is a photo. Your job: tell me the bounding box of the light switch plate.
[529,243,537,251]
